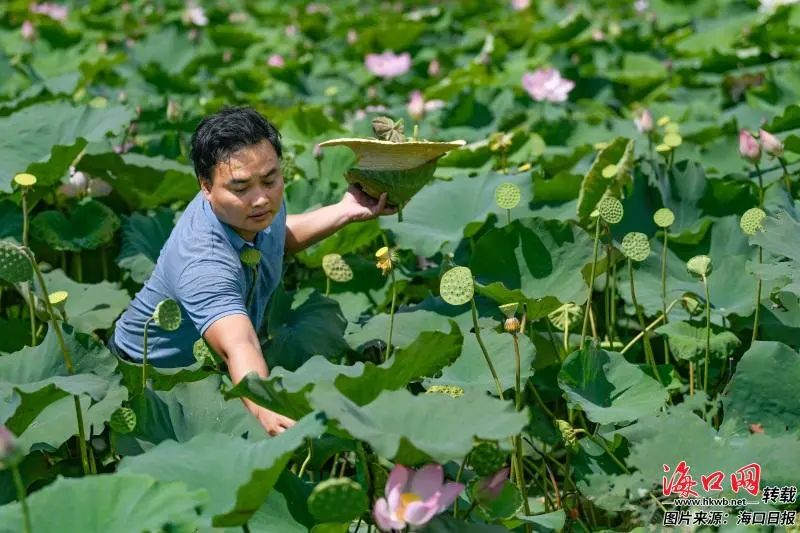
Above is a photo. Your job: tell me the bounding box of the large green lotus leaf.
[116,207,176,283]
[576,137,634,222]
[121,375,265,451]
[115,355,209,394]
[606,53,668,88]
[119,414,326,526]
[0,102,134,193]
[420,515,509,532]
[244,471,313,532]
[262,288,348,372]
[654,321,741,362]
[470,217,595,307]
[297,219,381,268]
[36,268,130,333]
[132,25,199,75]
[557,345,668,425]
[78,152,198,210]
[31,200,120,251]
[720,341,800,436]
[227,325,462,420]
[750,211,800,296]
[674,13,757,56]
[286,145,357,216]
[427,327,535,394]
[380,171,533,257]
[0,473,205,533]
[280,105,344,144]
[346,309,453,351]
[308,385,527,465]
[655,160,709,237]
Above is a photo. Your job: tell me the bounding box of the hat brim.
[318,138,466,171]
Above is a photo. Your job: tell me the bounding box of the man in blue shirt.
[111,106,394,435]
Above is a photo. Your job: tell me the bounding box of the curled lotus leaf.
[495,182,521,210]
[739,207,766,236]
[0,241,32,283]
[322,253,354,282]
[307,477,368,523]
[653,207,675,228]
[439,266,474,306]
[621,232,650,262]
[153,299,182,331]
[686,254,713,278]
[597,196,624,224]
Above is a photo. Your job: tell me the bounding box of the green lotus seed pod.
[109,407,137,434]
[193,337,216,366]
[239,247,262,267]
[439,266,474,306]
[48,291,68,306]
[547,302,583,331]
[739,207,766,236]
[664,122,680,134]
[556,419,579,451]
[498,302,518,319]
[13,173,37,188]
[153,299,181,331]
[425,384,465,398]
[621,232,650,262]
[470,442,507,476]
[495,182,521,210]
[601,164,618,179]
[686,255,712,278]
[597,196,624,225]
[663,132,682,148]
[322,253,354,283]
[653,208,675,228]
[0,242,33,283]
[307,477,369,523]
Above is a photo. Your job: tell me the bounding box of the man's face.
[201,139,285,242]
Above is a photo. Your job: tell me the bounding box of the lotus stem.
[603,241,611,338]
[470,299,504,399]
[21,190,36,346]
[142,317,153,394]
[628,260,661,385]
[661,229,670,364]
[356,442,372,500]
[74,252,83,282]
[11,462,31,533]
[755,163,764,207]
[689,362,695,396]
[325,277,330,297]
[580,218,601,346]
[703,275,711,395]
[751,246,762,346]
[384,268,397,362]
[778,157,792,196]
[610,258,618,344]
[452,454,468,517]
[511,335,529,517]
[563,307,569,354]
[298,439,312,479]
[506,208,511,225]
[620,298,681,355]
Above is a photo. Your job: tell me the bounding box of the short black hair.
[190,106,282,185]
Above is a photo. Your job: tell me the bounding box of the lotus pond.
[1,0,800,532]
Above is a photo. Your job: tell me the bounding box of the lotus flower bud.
[313,143,323,160]
[504,317,521,333]
[738,129,761,164]
[759,129,783,157]
[635,109,654,134]
[0,426,20,466]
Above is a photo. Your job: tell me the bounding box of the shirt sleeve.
[175,258,248,335]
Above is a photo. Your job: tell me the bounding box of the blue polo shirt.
[113,191,286,367]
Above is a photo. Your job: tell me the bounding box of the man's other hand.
[338,185,398,222]
[255,406,295,436]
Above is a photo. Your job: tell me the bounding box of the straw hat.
[317,138,466,171]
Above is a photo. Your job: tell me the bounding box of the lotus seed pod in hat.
[153,299,182,331]
[621,232,650,262]
[307,477,368,523]
[0,242,33,284]
[653,207,675,228]
[686,254,713,278]
[495,182,521,210]
[739,207,766,236]
[597,196,624,225]
[322,253,353,282]
[439,266,474,305]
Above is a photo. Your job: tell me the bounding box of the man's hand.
[254,405,295,436]
[338,184,398,222]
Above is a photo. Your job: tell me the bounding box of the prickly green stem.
[751,246,762,346]
[703,275,711,395]
[11,461,31,533]
[755,163,764,207]
[580,218,601,346]
[470,298,504,400]
[384,268,397,363]
[661,230,670,364]
[628,259,662,386]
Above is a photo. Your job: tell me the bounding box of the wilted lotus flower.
[347,28,358,44]
[428,59,441,77]
[373,464,464,532]
[21,20,35,41]
[759,129,784,157]
[182,2,208,26]
[511,0,531,10]
[267,54,285,68]
[365,51,412,79]
[31,2,68,21]
[739,129,761,164]
[474,467,510,501]
[522,68,575,103]
[635,109,654,133]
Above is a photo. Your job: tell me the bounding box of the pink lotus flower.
[31,2,68,21]
[635,109,654,134]
[267,54,285,68]
[522,68,575,103]
[739,129,761,164]
[759,129,784,157]
[474,467,510,501]
[511,0,531,10]
[428,59,440,77]
[21,20,35,41]
[373,464,464,532]
[365,51,412,79]
[407,90,445,120]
